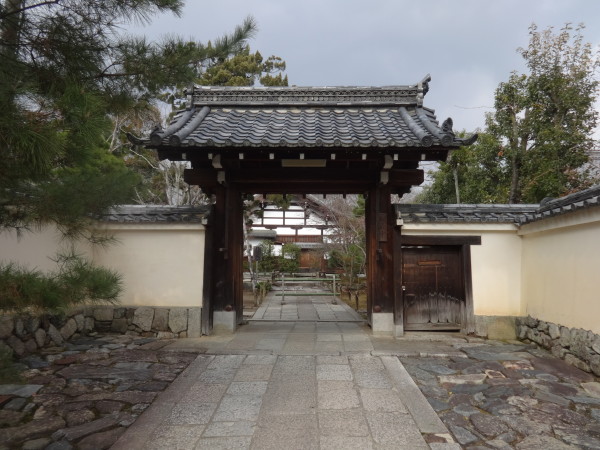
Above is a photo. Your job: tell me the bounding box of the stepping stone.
[0,385,43,397]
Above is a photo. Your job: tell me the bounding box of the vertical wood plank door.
[402,246,464,330]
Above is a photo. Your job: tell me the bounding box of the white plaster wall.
[401,224,523,317]
[1,223,205,308]
[520,208,600,334]
[92,224,205,307]
[0,227,93,272]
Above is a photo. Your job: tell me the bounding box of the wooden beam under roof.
[183,168,423,194]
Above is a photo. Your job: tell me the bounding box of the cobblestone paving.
[4,323,600,449]
[401,338,600,449]
[0,334,200,450]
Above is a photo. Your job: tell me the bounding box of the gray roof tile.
[142,79,477,150]
[397,184,600,225]
[99,205,210,223]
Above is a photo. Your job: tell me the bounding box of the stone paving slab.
[5,317,600,448]
[250,290,364,322]
[112,323,446,449]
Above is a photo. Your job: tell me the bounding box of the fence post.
[332,274,336,297]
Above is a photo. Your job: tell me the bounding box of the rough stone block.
[371,312,394,336]
[565,353,591,373]
[25,316,41,334]
[518,325,528,340]
[169,308,188,334]
[73,314,85,332]
[559,327,572,347]
[34,328,46,348]
[60,318,78,340]
[551,344,567,359]
[152,309,169,331]
[24,338,38,353]
[156,331,175,339]
[93,307,114,322]
[7,336,25,356]
[476,316,517,340]
[527,328,539,343]
[548,323,561,340]
[213,311,236,334]
[113,308,126,319]
[524,315,538,328]
[132,307,155,332]
[47,324,64,346]
[537,321,549,332]
[14,318,25,337]
[570,329,591,360]
[592,336,600,355]
[581,382,600,399]
[0,316,14,339]
[83,318,94,334]
[589,355,600,377]
[111,319,128,334]
[539,333,553,349]
[188,308,202,338]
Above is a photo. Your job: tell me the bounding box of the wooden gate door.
[402,246,464,330]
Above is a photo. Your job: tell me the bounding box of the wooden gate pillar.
[365,184,398,335]
[205,184,244,333]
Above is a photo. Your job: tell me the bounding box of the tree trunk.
[453,167,461,204]
[509,155,521,204]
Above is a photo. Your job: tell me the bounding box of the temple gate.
[136,75,476,335]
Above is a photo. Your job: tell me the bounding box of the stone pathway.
[251,286,364,322]
[113,322,452,450]
[2,318,600,449]
[0,334,201,450]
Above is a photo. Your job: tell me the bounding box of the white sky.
[127,0,600,134]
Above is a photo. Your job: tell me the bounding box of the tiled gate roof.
[139,76,477,151]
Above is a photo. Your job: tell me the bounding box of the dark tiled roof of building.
[140,77,477,150]
[291,242,325,250]
[397,184,600,225]
[100,205,210,223]
[249,229,277,239]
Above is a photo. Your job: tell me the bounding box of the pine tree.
[0,1,259,233]
[0,1,258,309]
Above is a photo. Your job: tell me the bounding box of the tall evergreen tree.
[0,1,259,309]
[421,24,599,204]
[0,1,258,234]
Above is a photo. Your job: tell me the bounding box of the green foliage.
[280,243,300,274]
[0,253,122,312]
[419,132,511,204]
[353,195,366,217]
[256,241,300,274]
[327,244,365,281]
[421,23,599,204]
[198,46,288,87]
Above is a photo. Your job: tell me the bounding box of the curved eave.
[142,106,476,151]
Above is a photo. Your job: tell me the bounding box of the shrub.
[0,253,121,312]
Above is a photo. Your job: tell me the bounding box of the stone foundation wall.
[517,316,600,377]
[0,305,201,358]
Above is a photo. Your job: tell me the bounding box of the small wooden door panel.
[403,246,464,330]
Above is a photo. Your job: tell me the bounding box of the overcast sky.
[128,0,600,134]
